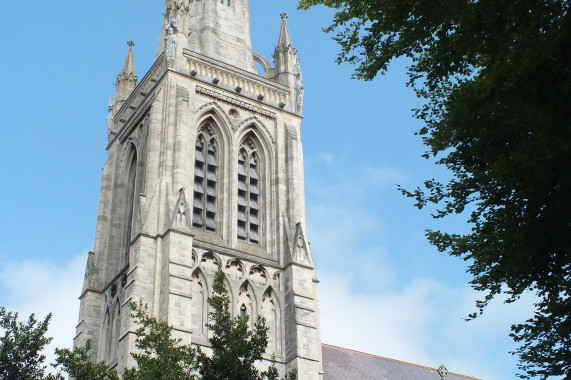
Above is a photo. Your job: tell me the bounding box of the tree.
[48,341,120,380]
[122,302,197,380]
[52,271,295,380]
[0,306,53,380]
[0,274,295,380]
[298,0,571,378]
[195,270,295,380]
[52,302,197,380]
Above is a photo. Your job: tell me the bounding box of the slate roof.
[322,344,482,380]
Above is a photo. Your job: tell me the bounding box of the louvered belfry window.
[193,125,218,232]
[237,136,260,244]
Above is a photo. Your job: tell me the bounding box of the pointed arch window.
[109,304,120,363]
[193,124,218,232]
[237,282,254,329]
[261,289,280,355]
[124,150,138,264]
[191,270,207,336]
[237,135,260,244]
[103,309,111,362]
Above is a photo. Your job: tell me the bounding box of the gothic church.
[75,1,478,379]
[75,0,322,378]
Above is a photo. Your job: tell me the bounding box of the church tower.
[75,1,322,378]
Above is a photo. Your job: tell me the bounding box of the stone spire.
[156,0,257,73]
[114,41,138,104]
[276,12,294,53]
[273,13,304,113]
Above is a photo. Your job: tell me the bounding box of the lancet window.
[193,125,218,232]
[237,282,254,329]
[191,270,207,336]
[109,305,120,363]
[261,289,280,354]
[237,135,261,244]
[124,150,138,264]
[103,310,111,362]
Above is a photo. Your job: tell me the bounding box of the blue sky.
[0,1,541,379]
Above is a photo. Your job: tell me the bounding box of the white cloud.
[0,154,536,380]
[0,254,86,371]
[317,271,533,380]
[305,154,534,380]
[0,252,527,380]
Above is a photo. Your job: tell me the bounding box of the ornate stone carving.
[109,95,117,111]
[237,281,255,327]
[190,250,197,267]
[196,86,277,119]
[249,265,268,287]
[438,365,448,380]
[171,188,191,231]
[225,258,245,281]
[272,272,281,291]
[229,108,240,119]
[165,21,177,68]
[294,57,304,113]
[200,252,220,274]
[242,135,258,151]
[292,222,313,265]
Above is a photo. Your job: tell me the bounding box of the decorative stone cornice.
[184,50,289,104]
[196,86,276,120]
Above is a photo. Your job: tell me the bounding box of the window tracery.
[237,134,261,244]
[191,270,207,336]
[237,281,254,329]
[193,124,218,232]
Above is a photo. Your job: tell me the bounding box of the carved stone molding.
[249,265,269,287]
[225,258,246,281]
[196,86,276,120]
[186,53,288,104]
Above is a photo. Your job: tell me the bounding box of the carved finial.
[437,365,448,380]
[114,40,138,106]
[276,11,294,53]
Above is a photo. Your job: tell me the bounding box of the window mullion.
[246,154,251,242]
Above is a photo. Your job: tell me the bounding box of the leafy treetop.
[8,271,296,380]
[298,0,571,378]
[0,307,53,380]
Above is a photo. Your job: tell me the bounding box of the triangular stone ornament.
[292,222,313,266]
[171,188,191,232]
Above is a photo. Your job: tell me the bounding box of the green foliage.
[48,340,119,380]
[196,270,294,380]
[0,306,53,380]
[122,302,197,380]
[298,0,571,378]
[265,357,297,380]
[0,275,296,380]
[49,273,294,380]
